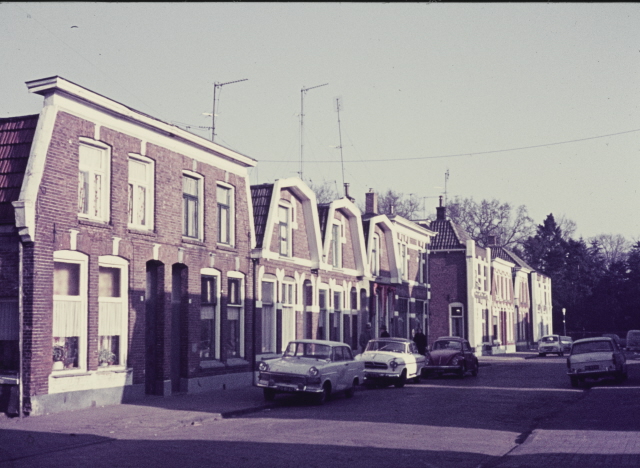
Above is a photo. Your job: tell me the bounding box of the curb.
[220,402,278,419]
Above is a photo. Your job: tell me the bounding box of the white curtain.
[201,304,215,320]
[0,301,18,340]
[53,300,83,337]
[99,302,122,336]
[282,306,295,346]
[262,305,274,353]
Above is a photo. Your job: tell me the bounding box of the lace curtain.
[53,300,83,337]
[99,302,123,336]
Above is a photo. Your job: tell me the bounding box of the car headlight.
[308,366,319,377]
[389,360,399,370]
[258,361,269,372]
[451,356,461,366]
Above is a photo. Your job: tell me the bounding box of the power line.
[259,128,640,163]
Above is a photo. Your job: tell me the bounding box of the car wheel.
[263,388,276,401]
[570,376,579,388]
[345,378,357,398]
[471,361,479,377]
[539,353,546,357]
[394,370,407,388]
[314,383,331,405]
[458,364,466,378]
[413,372,421,383]
[558,352,564,357]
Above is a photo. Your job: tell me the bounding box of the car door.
[462,341,474,368]
[342,346,361,386]
[332,346,348,391]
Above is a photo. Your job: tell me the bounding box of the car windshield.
[365,340,406,353]
[433,340,462,351]
[283,342,331,360]
[541,336,559,343]
[571,340,613,355]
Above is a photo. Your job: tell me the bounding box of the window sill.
[226,358,249,367]
[52,371,92,379]
[182,237,206,247]
[128,228,157,238]
[96,366,131,374]
[200,360,225,370]
[0,375,19,385]
[216,244,238,253]
[78,219,112,229]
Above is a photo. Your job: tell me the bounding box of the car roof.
[370,337,413,343]
[287,339,351,347]
[435,336,466,342]
[573,337,614,344]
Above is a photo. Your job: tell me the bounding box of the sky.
[2,3,639,241]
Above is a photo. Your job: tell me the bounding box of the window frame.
[217,183,235,246]
[97,255,129,369]
[261,279,277,354]
[331,222,342,268]
[127,154,155,231]
[200,269,221,362]
[226,273,245,359]
[52,250,89,374]
[182,171,204,240]
[78,138,111,222]
[278,202,292,257]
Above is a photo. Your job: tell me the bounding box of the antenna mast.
[335,97,346,195]
[299,83,328,180]
[212,78,248,142]
[444,169,450,206]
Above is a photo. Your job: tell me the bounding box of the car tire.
[314,383,330,405]
[394,370,407,388]
[558,352,564,357]
[413,372,421,384]
[458,364,466,378]
[471,361,479,377]
[570,376,579,388]
[539,353,546,357]
[345,378,357,398]
[263,388,276,402]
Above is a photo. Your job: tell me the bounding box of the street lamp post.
[562,308,566,336]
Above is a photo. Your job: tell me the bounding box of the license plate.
[277,385,296,392]
[585,365,599,371]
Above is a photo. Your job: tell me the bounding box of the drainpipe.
[18,241,24,418]
[251,257,258,373]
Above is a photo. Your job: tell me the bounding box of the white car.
[538,335,572,356]
[567,336,627,387]
[356,338,426,388]
[256,339,364,404]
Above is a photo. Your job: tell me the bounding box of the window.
[200,275,218,360]
[370,234,380,276]
[183,174,201,239]
[217,185,233,245]
[0,300,18,372]
[398,243,408,280]
[226,277,243,358]
[261,281,275,353]
[450,306,464,338]
[52,252,88,372]
[98,257,129,368]
[331,223,341,268]
[78,141,110,221]
[304,280,313,339]
[278,205,290,256]
[128,155,154,230]
[318,289,328,340]
[419,251,426,284]
[282,280,296,346]
[331,291,342,342]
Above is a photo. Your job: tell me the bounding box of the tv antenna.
[210,78,248,142]
[299,83,328,180]
[335,97,346,195]
[444,169,450,206]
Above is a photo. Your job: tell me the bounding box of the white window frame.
[52,250,88,373]
[227,272,245,359]
[331,222,342,268]
[281,278,296,346]
[217,183,235,246]
[398,242,408,280]
[200,268,221,362]
[97,255,129,369]
[371,234,380,276]
[78,138,110,222]
[332,288,343,342]
[182,171,204,241]
[261,279,277,354]
[127,154,154,231]
[278,202,292,257]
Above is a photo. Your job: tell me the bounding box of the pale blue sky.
[2,3,639,240]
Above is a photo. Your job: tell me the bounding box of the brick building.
[0,76,256,416]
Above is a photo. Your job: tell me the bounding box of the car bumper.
[423,365,462,372]
[256,374,324,394]
[363,370,403,380]
[567,369,617,379]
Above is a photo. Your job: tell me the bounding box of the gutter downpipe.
[18,241,24,418]
[251,257,258,375]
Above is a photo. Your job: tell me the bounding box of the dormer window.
[278,204,291,257]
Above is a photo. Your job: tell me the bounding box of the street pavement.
[1,352,639,467]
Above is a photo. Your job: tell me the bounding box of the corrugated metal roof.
[250,183,274,248]
[0,115,38,225]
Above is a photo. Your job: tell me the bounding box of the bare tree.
[556,215,577,240]
[589,233,630,268]
[447,196,535,250]
[377,189,422,219]
[308,179,340,204]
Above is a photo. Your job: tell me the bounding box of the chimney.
[436,195,446,220]
[365,189,378,214]
[344,183,355,202]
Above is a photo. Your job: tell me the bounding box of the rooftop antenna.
[211,78,248,142]
[335,97,346,196]
[444,169,450,206]
[300,83,328,180]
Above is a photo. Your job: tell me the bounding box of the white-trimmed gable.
[321,198,367,275]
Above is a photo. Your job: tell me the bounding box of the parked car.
[538,335,572,356]
[566,336,627,387]
[355,338,425,388]
[256,339,364,404]
[603,334,625,349]
[423,336,479,378]
[626,330,640,352]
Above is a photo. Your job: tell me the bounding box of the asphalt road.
[2,356,640,467]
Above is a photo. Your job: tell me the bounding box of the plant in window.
[53,344,65,370]
[98,348,116,367]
